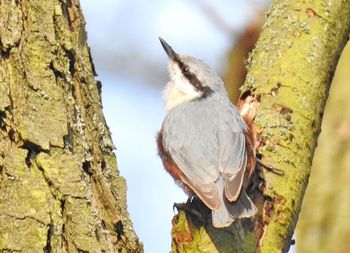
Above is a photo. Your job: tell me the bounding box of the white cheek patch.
[163,63,202,111]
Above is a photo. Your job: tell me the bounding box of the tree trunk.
[0,0,142,252]
[297,41,350,253]
[170,1,350,253]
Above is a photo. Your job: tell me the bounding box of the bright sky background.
[80,1,295,253]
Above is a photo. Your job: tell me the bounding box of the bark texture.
[0,0,142,252]
[170,1,350,252]
[297,42,350,253]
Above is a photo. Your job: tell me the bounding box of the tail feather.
[212,178,257,228]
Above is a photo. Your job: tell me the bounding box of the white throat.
[163,63,202,111]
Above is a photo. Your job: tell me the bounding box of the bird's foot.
[173,197,207,225]
[256,158,284,176]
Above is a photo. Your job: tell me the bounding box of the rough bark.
[297,41,350,253]
[0,0,142,252]
[170,1,350,253]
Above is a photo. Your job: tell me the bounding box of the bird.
[157,37,258,228]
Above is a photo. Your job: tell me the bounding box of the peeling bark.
[0,0,142,252]
[170,1,350,252]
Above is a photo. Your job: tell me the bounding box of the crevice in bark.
[60,198,66,218]
[0,46,11,59]
[21,140,45,167]
[36,164,62,200]
[0,107,14,135]
[76,249,89,253]
[21,140,45,153]
[114,220,124,240]
[0,110,6,130]
[4,172,19,181]
[100,159,106,172]
[60,197,69,251]
[63,127,74,152]
[82,160,92,175]
[43,223,54,253]
[49,61,65,80]
[0,40,21,59]
[0,248,20,252]
[59,0,69,20]
[65,49,76,76]
[0,213,46,226]
[38,167,54,188]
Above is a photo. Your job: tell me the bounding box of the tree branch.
[170,1,350,252]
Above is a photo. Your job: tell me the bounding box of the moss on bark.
[170,1,350,252]
[0,0,142,252]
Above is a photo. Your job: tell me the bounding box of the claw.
[173,197,193,212]
[257,158,284,176]
[172,198,206,225]
[173,202,185,213]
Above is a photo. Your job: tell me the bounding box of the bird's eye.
[184,66,190,72]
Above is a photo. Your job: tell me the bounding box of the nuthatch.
[157,38,257,228]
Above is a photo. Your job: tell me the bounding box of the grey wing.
[168,144,221,210]
[218,129,247,202]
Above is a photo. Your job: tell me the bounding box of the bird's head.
[159,37,226,111]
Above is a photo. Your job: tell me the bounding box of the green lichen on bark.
[0,0,142,252]
[171,210,257,253]
[170,1,350,252]
[0,143,53,251]
[242,1,350,252]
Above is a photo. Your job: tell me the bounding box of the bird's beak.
[159,37,178,60]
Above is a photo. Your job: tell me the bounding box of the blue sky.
[78,1,296,253]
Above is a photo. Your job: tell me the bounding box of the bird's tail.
[212,178,257,228]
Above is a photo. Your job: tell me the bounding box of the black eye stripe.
[175,58,213,98]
